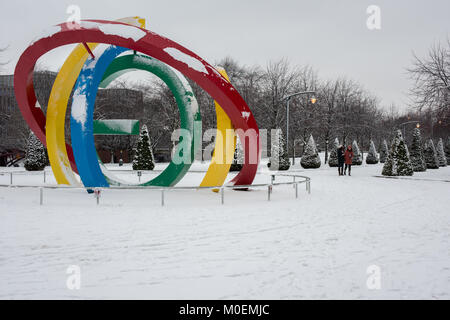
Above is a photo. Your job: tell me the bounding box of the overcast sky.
[1,0,449,112]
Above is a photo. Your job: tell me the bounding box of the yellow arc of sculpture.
[199,67,236,191]
[45,17,145,185]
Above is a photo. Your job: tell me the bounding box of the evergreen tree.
[24,131,47,171]
[445,136,450,165]
[268,130,290,170]
[365,140,379,164]
[352,140,363,165]
[436,138,447,167]
[382,130,413,176]
[423,139,439,169]
[409,127,427,172]
[328,137,340,167]
[300,135,321,169]
[230,136,244,171]
[379,139,389,163]
[132,125,155,170]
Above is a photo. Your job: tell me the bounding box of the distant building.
[0,73,145,166]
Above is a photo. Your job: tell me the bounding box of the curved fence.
[0,170,311,206]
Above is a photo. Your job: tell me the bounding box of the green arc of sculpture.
[71,50,201,187]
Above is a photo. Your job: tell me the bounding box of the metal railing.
[0,171,311,206]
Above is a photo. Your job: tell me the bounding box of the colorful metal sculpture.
[71,50,200,187]
[14,17,260,189]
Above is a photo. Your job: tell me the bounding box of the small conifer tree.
[268,130,290,170]
[365,140,379,164]
[328,138,340,167]
[24,131,47,171]
[445,136,450,165]
[382,130,413,176]
[132,125,155,171]
[436,138,447,167]
[352,140,363,165]
[423,139,439,169]
[230,136,244,171]
[300,135,321,169]
[379,139,389,163]
[409,127,427,172]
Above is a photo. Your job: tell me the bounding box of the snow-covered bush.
[379,139,389,163]
[424,139,439,169]
[365,140,379,164]
[268,129,290,171]
[409,127,426,172]
[351,140,363,165]
[132,125,155,171]
[24,131,47,171]
[382,130,413,176]
[436,138,447,167]
[230,136,244,171]
[328,138,340,167]
[445,136,450,165]
[300,135,321,169]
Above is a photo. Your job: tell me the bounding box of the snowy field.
[0,158,449,299]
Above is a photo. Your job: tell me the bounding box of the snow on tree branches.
[424,139,439,169]
[268,129,290,171]
[436,138,447,167]
[382,130,413,176]
[328,138,340,167]
[132,125,155,171]
[379,139,389,163]
[351,140,363,165]
[24,131,47,171]
[300,135,321,169]
[365,140,379,164]
[409,127,427,172]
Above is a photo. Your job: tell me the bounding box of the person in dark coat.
[344,145,354,176]
[337,145,345,175]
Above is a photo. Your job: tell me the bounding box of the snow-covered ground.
[0,158,449,299]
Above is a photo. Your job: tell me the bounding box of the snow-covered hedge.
[436,138,447,167]
[365,140,379,164]
[268,129,290,171]
[24,131,47,171]
[382,130,413,176]
[424,139,439,169]
[133,125,155,171]
[230,136,244,172]
[300,135,321,169]
[379,139,389,163]
[352,140,363,165]
[409,128,426,172]
[328,138,340,167]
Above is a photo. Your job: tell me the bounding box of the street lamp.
[399,120,420,139]
[282,91,316,165]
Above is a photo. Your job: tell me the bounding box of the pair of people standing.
[337,145,354,176]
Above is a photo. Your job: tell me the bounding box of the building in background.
[0,73,147,166]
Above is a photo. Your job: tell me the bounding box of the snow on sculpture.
[14,17,260,190]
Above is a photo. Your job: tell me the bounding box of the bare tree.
[408,39,450,119]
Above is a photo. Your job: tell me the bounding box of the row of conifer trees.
[264,128,449,173]
[22,125,450,177]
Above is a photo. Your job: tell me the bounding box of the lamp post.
[399,120,420,139]
[282,91,316,165]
